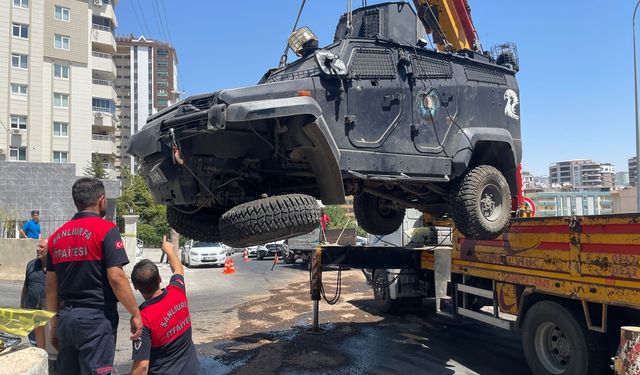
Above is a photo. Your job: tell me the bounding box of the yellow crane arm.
[413,0,479,52]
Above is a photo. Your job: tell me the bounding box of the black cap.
[31,210,39,215]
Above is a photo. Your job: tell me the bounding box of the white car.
[244,245,267,257]
[181,241,228,267]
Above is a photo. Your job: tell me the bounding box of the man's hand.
[130,315,143,340]
[161,236,184,276]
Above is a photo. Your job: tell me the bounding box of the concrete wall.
[0,346,48,375]
[0,239,38,280]
[0,161,121,237]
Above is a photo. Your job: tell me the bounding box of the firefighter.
[46,177,143,374]
[130,236,199,374]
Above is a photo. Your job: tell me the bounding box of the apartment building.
[0,0,119,176]
[114,36,179,175]
[548,159,615,189]
[629,156,637,187]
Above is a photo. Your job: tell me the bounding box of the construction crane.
[412,0,480,52]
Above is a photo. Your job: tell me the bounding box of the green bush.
[137,223,163,248]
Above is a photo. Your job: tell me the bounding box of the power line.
[159,0,186,94]
[134,0,152,38]
[128,0,146,37]
[150,0,168,42]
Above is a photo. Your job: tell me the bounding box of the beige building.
[114,36,179,175]
[0,0,119,176]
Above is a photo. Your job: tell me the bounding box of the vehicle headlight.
[147,160,168,186]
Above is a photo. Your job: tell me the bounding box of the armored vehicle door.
[346,47,405,148]
[409,53,458,154]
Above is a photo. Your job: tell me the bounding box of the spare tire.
[354,192,405,235]
[166,206,223,242]
[219,194,320,248]
[449,165,511,240]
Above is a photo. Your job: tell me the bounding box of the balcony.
[91,135,116,155]
[90,25,116,53]
[91,51,116,78]
[92,79,117,100]
[93,110,117,129]
[90,0,118,28]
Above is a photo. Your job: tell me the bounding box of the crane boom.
[413,0,480,52]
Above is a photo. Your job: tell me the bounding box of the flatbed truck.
[310,212,640,375]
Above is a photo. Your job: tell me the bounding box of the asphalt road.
[0,249,529,374]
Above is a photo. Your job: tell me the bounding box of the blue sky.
[116,1,638,176]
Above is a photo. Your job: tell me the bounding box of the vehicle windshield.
[193,242,222,248]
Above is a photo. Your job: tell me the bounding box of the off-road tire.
[167,206,223,242]
[449,165,511,240]
[372,269,398,314]
[219,194,320,248]
[522,300,606,375]
[354,192,405,235]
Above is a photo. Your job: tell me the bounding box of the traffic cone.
[243,249,250,262]
[223,259,235,274]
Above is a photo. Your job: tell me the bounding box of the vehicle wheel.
[219,194,320,247]
[354,192,405,235]
[167,206,223,242]
[372,269,398,314]
[522,300,606,375]
[284,252,295,264]
[449,165,511,240]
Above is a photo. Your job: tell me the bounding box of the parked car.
[258,241,285,260]
[181,241,227,267]
[136,239,144,259]
[245,245,258,257]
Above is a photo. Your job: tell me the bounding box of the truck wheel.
[372,270,398,314]
[449,165,511,240]
[522,300,606,375]
[354,192,405,235]
[219,194,320,248]
[167,206,223,242]
[284,252,296,264]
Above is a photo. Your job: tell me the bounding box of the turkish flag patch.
[115,240,124,249]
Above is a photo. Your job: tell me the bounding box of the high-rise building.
[114,36,179,175]
[548,160,615,189]
[629,157,637,186]
[0,0,119,176]
[616,171,630,187]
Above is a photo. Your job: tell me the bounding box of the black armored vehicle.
[128,1,521,247]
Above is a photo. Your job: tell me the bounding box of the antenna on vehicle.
[279,0,308,68]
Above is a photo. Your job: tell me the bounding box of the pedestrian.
[320,208,331,242]
[20,238,48,348]
[20,210,41,239]
[46,177,143,375]
[130,236,199,375]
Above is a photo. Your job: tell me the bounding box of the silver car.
[181,241,228,268]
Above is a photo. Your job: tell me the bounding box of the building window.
[54,63,69,79]
[53,122,69,137]
[9,147,27,161]
[11,83,28,96]
[10,115,28,130]
[54,34,70,50]
[53,151,69,163]
[157,80,168,87]
[12,23,29,39]
[54,5,70,21]
[157,89,168,97]
[92,98,114,113]
[157,48,168,56]
[13,0,29,9]
[157,98,168,107]
[11,53,28,69]
[53,93,69,108]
